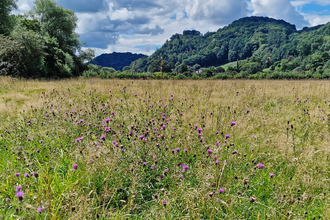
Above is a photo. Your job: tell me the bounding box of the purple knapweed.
[225,134,230,139]
[257,163,264,169]
[37,207,43,213]
[231,121,236,126]
[207,149,213,154]
[15,191,24,201]
[269,173,275,178]
[219,188,224,193]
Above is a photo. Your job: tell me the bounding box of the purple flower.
[37,207,43,213]
[207,149,213,154]
[269,173,275,178]
[219,188,224,193]
[225,134,230,139]
[104,117,110,122]
[162,200,167,205]
[27,138,31,141]
[150,165,156,169]
[24,173,29,178]
[6,198,10,202]
[40,140,44,143]
[183,165,189,172]
[16,186,22,192]
[100,135,105,140]
[15,191,24,200]
[183,148,187,152]
[179,174,183,179]
[72,164,78,170]
[15,173,20,177]
[257,163,264,169]
[247,109,250,113]
[216,142,220,147]
[231,121,236,126]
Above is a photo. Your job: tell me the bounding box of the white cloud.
[251,0,309,28]
[185,0,249,24]
[108,2,134,20]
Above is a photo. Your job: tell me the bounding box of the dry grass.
[1,77,330,219]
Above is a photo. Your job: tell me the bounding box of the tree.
[0,25,46,77]
[0,0,17,35]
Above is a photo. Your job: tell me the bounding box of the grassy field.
[1,77,330,219]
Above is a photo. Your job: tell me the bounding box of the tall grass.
[1,77,330,219]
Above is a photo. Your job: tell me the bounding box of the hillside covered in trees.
[128,16,330,77]
[92,52,147,71]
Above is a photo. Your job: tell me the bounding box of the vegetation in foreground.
[1,77,330,219]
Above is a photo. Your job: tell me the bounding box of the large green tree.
[0,0,17,35]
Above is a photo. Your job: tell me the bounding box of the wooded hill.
[92,52,147,71]
[128,16,330,75]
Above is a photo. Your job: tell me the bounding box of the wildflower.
[225,134,230,139]
[269,173,275,178]
[27,138,31,141]
[184,148,187,152]
[24,173,29,178]
[179,174,183,179]
[257,163,264,169]
[37,207,43,213]
[243,178,249,184]
[40,140,44,143]
[216,131,219,134]
[247,109,250,113]
[150,165,156,169]
[207,149,213,154]
[231,121,236,126]
[72,164,78,170]
[104,118,110,122]
[16,186,22,192]
[15,192,24,201]
[100,135,105,140]
[15,173,20,177]
[6,198,10,202]
[162,200,167,205]
[183,165,189,172]
[216,142,220,147]
[219,188,224,193]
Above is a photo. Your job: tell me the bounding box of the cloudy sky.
[15,0,330,56]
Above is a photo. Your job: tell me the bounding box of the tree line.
[0,0,94,78]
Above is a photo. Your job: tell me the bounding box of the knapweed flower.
[243,178,249,184]
[100,135,105,140]
[16,186,22,192]
[257,163,264,169]
[15,173,20,177]
[225,134,230,139]
[37,207,43,213]
[231,121,236,126]
[182,165,189,172]
[216,142,220,147]
[207,149,213,154]
[15,192,24,201]
[6,198,10,202]
[104,118,110,122]
[162,200,167,205]
[179,174,183,179]
[247,109,250,113]
[24,173,29,177]
[150,165,156,169]
[72,164,78,170]
[219,188,224,193]
[40,140,44,143]
[269,173,275,178]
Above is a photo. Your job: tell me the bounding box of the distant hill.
[92,52,147,71]
[129,16,328,73]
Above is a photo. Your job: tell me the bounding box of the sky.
[14,0,330,56]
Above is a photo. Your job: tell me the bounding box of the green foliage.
[92,52,147,71]
[0,0,93,78]
[0,0,17,35]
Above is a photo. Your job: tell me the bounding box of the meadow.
[1,77,330,219]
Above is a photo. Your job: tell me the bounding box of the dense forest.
[92,52,147,71]
[127,16,330,78]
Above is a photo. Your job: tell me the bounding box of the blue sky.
[14,0,330,56]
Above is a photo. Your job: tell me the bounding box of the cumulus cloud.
[134,25,164,35]
[251,0,309,28]
[185,0,249,25]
